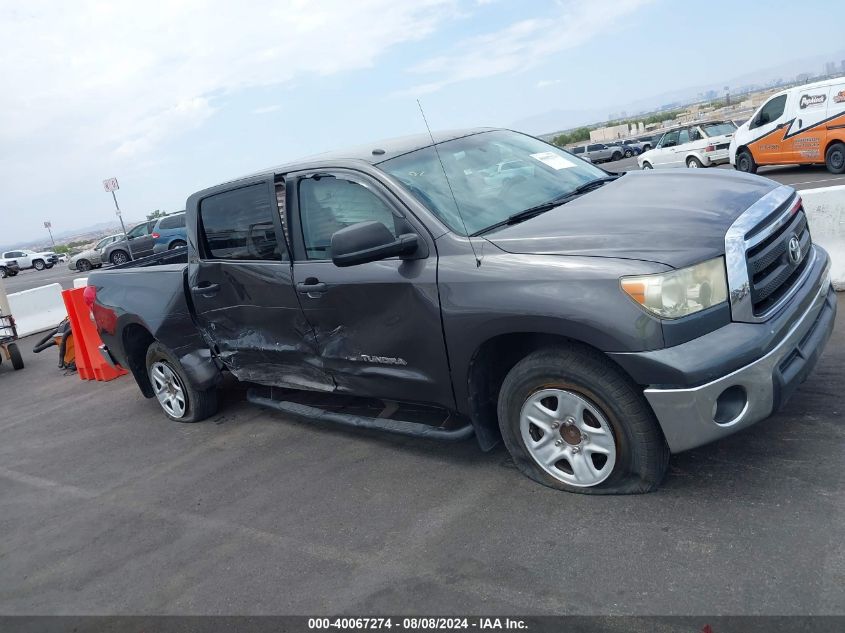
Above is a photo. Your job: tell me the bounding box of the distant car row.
[68,212,187,271]
[0,249,59,278]
[568,136,657,163]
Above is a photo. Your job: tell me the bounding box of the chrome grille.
[725,185,817,324]
[746,208,812,315]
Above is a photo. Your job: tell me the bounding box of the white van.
[729,77,845,174]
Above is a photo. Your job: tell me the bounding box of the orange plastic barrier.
[61,288,127,381]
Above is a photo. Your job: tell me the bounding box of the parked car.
[57,254,68,263]
[151,212,188,254]
[89,127,835,495]
[0,257,21,278]
[68,234,123,271]
[101,221,156,265]
[638,121,737,169]
[731,77,845,174]
[570,142,624,163]
[619,140,644,157]
[0,249,58,271]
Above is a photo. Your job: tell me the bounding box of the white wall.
[799,185,845,290]
[7,283,67,336]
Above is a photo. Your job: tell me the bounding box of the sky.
[2,0,845,244]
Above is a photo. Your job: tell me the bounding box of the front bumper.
[642,265,835,453]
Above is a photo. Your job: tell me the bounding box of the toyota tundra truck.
[87,128,836,494]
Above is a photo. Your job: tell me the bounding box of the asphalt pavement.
[0,293,843,615]
[2,264,90,294]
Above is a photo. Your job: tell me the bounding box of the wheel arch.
[123,323,156,397]
[465,331,635,452]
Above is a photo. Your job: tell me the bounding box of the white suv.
[1,249,59,271]
[638,121,737,170]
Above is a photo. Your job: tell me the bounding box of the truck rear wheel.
[145,342,218,423]
[825,142,845,174]
[497,345,669,494]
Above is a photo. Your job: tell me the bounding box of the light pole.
[102,177,133,261]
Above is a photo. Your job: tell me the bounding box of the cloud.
[397,0,652,96]
[0,0,460,163]
[252,105,282,115]
[536,79,562,89]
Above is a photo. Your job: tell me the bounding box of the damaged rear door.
[286,169,454,410]
[188,177,333,391]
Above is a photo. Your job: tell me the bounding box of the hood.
[483,170,780,269]
[72,249,99,261]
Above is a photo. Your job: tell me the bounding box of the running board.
[247,390,475,442]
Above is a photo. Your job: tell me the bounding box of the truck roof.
[236,127,497,181]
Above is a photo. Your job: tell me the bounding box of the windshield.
[379,130,607,236]
[95,236,114,249]
[701,122,736,137]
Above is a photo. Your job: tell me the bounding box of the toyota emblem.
[787,235,802,265]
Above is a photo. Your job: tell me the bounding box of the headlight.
[620,257,728,319]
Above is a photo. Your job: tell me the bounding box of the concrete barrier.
[8,283,67,336]
[73,277,89,289]
[799,185,845,290]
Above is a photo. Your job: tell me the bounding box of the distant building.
[590,123,631,142]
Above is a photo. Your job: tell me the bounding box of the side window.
[199,184,285,261]
[755,95,787,127]
[587,144,600,152]
[298,175,398,260]
[689,127,703,142]
[572,146,584,154]
[678,129,690,144]
[159,214,186,230]
[127,224,149,238]
[662,131,680,148]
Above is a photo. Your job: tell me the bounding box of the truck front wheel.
[735,149,757,174]
[145,342,218,423]
[497,345,669,494]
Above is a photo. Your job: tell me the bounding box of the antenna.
[416,99,481,267]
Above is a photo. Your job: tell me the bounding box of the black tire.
[825,142,845,174]
[641,161,653,170]
[686,156,703,168]
[0,267,6,279]
[8,343,24,370]
[169,240,187,250]
[145,342,218,423]
[497,345,669,494]
[611,152,622,161]
[110,250,129,265]
[624,149,633,158]
[9,270,18,276]
[77,259,93,272]
[32,259,45,271]
[735,149,757,174]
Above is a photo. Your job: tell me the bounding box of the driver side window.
[298,176,398,260]
[753,95,787,128]
[661,131,680,148]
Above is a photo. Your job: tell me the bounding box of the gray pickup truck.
[88,128,836,494]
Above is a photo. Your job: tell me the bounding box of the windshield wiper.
[472,176,618,236]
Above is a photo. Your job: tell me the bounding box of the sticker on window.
[530,151,575,169]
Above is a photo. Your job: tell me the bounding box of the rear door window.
[199,184,286,261]
[159,214,186,230]
[678,129,690,145]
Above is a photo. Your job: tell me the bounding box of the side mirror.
[331,221,418,268]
